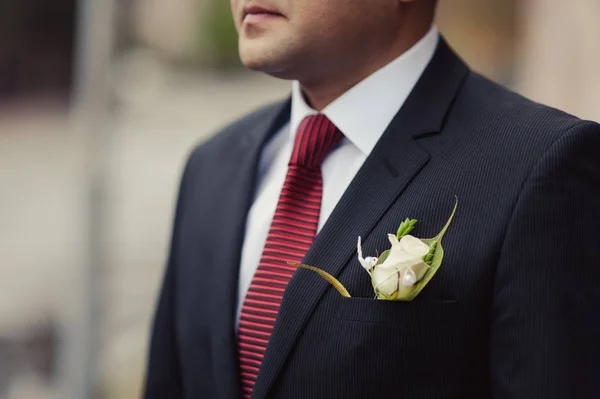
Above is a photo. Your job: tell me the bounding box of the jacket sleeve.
[490,121,600,398]
[143,150,198,399]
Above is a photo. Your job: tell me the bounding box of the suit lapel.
[207,99,291,399]
[251,38,470,399]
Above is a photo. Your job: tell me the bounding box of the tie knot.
[290,114,344,169]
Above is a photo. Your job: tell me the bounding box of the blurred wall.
[131,0,204,59]
[517,0,600,121]
[437,0,518,84]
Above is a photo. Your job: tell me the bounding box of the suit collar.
[207,98,291,399]
[251,37,470,399]
[290,27,439,157]
[241,98,292,149]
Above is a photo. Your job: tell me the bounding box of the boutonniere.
[290,198,458,301]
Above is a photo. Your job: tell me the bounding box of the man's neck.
[300,24,432,111]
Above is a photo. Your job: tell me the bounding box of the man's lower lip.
[243,12,282,24]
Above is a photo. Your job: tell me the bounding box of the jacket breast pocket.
[328,295,463,391]
[334,295,458,325]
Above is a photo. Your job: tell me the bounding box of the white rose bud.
[372,268,400,297]
[402,268,417,286]
[378,234,430,269]
[371,234,431,299]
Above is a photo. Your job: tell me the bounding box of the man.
[144,0,600,398]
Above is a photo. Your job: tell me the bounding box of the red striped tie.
[237,114,344,398]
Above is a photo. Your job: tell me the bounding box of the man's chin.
[239,48,296,79]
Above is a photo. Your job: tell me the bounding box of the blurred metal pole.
[62,0,117,397]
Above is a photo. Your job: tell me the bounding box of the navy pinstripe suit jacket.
[144,38,600,399]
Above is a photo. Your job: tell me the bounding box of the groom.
[144,0,600,398]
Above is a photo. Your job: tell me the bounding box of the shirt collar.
[290,26,439,156]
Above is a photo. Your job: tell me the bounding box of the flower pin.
[289,198,458,301]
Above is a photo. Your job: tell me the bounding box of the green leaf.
[288,262,351,297]
[403,197,458,301]
[426,196,459,243]
[404,243,445,301]
[396,218,418,239]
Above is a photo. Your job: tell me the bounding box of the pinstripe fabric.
[237,114,343,398]
[144,38,600,399]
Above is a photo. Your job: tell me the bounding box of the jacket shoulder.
[457,72,584,142]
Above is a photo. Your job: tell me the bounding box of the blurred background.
[0,0,598,398]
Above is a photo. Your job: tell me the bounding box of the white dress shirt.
[236,27,439,325]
